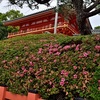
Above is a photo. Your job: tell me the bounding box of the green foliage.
[0,13,7,22]
[5,9,23,20]
[0,34,100,99]
[94,26,100,29]
[0,10,24,22]
[7,26,20,33]
[0,22,8,40]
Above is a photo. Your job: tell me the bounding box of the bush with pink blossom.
[0,34,100,100]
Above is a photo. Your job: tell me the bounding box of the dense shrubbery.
[0,22,8,40]
[0,34,100,100]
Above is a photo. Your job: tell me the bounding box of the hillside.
[0,34,100,100]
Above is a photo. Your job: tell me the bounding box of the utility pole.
[54,0,59,34]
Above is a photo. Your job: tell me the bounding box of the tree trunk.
[76,13,92,35]
[72,0,92,35]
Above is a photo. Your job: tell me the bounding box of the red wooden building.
[4,8,80,38]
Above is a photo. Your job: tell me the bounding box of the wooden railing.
[0,86,43,100]
[8,24,79,38]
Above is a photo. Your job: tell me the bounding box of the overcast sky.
[0,0,100,29]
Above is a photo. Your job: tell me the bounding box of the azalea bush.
[0,34,100,100]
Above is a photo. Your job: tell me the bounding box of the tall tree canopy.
[0,10,24,21]
[5,9,23,20]
[7,0,100,35]
[0,10,22,38]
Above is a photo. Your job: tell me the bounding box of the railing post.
[0,86,6,100]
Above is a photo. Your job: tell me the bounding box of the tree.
[0,22,8,40]
[94,26,100,29]
[7,0,100,35]
[5,10,23,20]
[0,13,7,22]
[0,10,22,38]
[60,0,100,35]
[0,10,23,21]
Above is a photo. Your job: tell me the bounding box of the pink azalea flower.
[64,72,69,77]
[43,57,46,60]
[43,44,49,47]
[61,70,66,75]
[52,48,58,53]
[87,51,91,54]
[75,44,80,51]
[22,66,25,70]
[49,45,53,49]
[61,78,65,82]
[54,44,59,47]
[71,44,76,48]
[73,74,78,79]
[49,81,52,85]
[49,49,52,52]
[95,45,100,51]
[98,80,100,84]
[58,46,62,49]
[36,58,39,61]
[29,67,33,72]
[55,52,60,56]
[2,60,7,64]
[60,81,65,86]
[30,61,34,66]
[98,87,100,91]
[83,71,88,75]
[20,74,24,77]
[73,66,77,70]
[54,59,57,63]
[38,51,42,54]
[52,85,55,88]
[83,52,88,57]
[15,56,19,60]
[30,80,33,82]
[17,71,20,74]
[39,68,43,71]
[61,70,69,77]
[23,69,28,73]
[38,48,42,54]
[63,45,70,50]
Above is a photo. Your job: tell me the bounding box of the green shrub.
[0,34,100,99]
[0,22,8,40]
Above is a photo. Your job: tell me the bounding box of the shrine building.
[4,8,80,38]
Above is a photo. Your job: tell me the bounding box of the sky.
[0,0,100,29]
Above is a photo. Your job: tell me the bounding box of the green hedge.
[0,34,100,100]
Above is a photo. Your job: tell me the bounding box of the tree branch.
[86,7,100,18]
[84,0,100,12]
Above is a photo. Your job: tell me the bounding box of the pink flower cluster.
[82,71,89,75]
[38,48,42,54]
[95,45,100,51]
[35,68,43,76]
[17,65,34,77]
[73,74,78,79]
[75,44,80,51]
[60,78,65,86]
[61,70,69,77]
[63,45,71,51]
[73,66,77,70]
[82,51,91,58]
